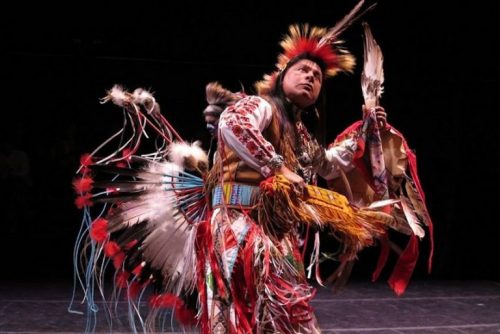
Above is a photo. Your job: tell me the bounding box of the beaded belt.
[212,183,260,209]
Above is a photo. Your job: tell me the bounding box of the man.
[202,19,383,333]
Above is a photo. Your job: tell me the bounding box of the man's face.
[282,59,323,109]
[205,114,219,138]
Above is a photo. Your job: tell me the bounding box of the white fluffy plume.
[132,88,154,105]
[132,88,159,114]
[101,84,131,107]
[361,22,384,109]
[168,141,208,170]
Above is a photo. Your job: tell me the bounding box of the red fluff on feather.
[104,241,121,257]
[72,176,94,194]
[122,148,133,160]
[149,294,196,324]
[115,271,130,289]
[75,193,93,209]
[89,218,108,242]
[150,293,178,308]
[80,153,93,167]
[112,252,125,269]
[127,281,142,299]
[284,38,338,71]
[124,239,138,250]
[175,304,197,325]
[132,263,143,276]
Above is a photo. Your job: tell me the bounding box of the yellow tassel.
[259,176,394,259]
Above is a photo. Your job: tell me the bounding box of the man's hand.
[363,105,388,132]
[276,165,306,195]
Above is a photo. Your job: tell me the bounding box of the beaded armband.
[267,154,284,170]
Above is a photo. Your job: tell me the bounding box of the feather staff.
[361,22,384,109]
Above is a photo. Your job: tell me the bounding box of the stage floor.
[1,280,499,333]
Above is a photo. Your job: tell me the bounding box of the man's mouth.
[301,83,312,92]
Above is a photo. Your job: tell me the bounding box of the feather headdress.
[255,0,374,95]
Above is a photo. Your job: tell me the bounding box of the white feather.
[400,196,426,238]
[364,198,400,210]
[143,220,197,293]
[405,177,432,227]
[107,161,183,229]
[106,159,201,292]
[361,23,384,109]
[145,160,182,177]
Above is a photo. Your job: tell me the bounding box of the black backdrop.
[2,1,499,283]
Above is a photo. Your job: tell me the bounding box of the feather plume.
[132,88,154,105]
[132,88,160,115]
[361,22,384,109]
[168,141,208,172]
[205,82,239,106]
[101,84,131,107]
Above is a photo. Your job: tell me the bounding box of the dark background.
[2,1,498,283]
